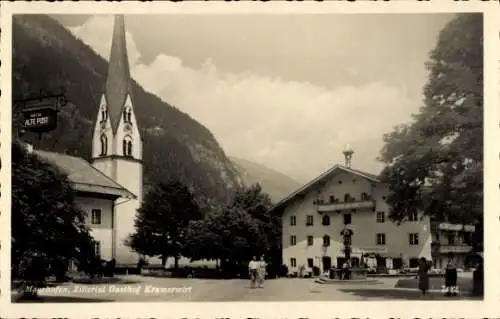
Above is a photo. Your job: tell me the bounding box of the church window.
[101,109,107,122]
[100,134,107,156]
[123,136,133,157]
[128,140,133,155]
[123,108,132,124]
[127,110,132,123]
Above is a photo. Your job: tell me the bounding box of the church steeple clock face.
[124,123,132,133]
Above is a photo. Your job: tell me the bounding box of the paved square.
[13,275,480,302]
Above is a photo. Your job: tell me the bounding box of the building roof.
[35,150,136,199]
[268,164,380,214]
[105,15,133,133]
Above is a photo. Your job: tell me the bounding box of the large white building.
[35,15,143,268]
[269,148,433,272]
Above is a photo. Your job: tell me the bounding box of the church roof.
[268,164,380,214]
[105,15,133,133]
[35,150,136,199]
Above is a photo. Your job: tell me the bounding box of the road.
[13,275,479,302]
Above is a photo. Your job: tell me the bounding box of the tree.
[378,14,483,245]
[184,184,281,274]
[184,206,262,272]
[229,184,281,264]
[11,141,94,297]
[127,180,202,268]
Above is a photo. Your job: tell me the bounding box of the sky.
[56,13,454,183]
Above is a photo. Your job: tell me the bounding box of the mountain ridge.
[230,156,301,203]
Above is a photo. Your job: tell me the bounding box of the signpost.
[17,91,67,146]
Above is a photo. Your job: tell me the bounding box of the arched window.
[101,109,106,122]
[128,140,133,156]
[123,108,132,124]
[100,134,107,156]
[123,136,133,157]
[122,140,127,156]
[127,110,132,123]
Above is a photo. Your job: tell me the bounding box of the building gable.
[268,165,380,214]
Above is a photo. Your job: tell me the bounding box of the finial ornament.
[342,144,354,168]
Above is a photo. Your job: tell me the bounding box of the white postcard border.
[1,2,498,318]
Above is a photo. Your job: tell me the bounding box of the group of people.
[417,256,458,297]
[248,255,267,288]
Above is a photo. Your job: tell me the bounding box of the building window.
[343,213,352,225]
[290,235,297,246]
[376,211,385,223]
[409,211,418,222]
[101,109,107,122]
[361,192,368,200]
[323,235,330,247]
[290,258,297,268]
[307,236,314,246]
[91,209,102,225]
[94,241,101,257]
[123,108,133,124]
[306,215,314,226]
[463,233,472,245]
[344,193,351,202]
[447,233,455,245]
[123,136,133,157]
[322,215,330,226]
[409,233,419,246]
[100,134,107,156]
[376,233,386,245]
[290,215,296,226]
[307,258,314,268]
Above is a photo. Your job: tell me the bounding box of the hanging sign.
[20,94,66,133]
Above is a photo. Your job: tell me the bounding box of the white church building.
[35,15,143,268]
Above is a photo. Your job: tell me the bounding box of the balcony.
[436,222,476,232]
[434,244,473,254]
[314,196,375,213]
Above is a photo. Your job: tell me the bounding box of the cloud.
[134,55,418,182]
[69,16,420,183]
[69,15,141,67]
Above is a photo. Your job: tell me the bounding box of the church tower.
[91,15,143,267]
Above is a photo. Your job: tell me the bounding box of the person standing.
[444,255,458,296]
[248,256,258,288]
[418,257,430,296]
[257,255,267,288]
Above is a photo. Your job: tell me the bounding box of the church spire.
[105,14,132,133]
